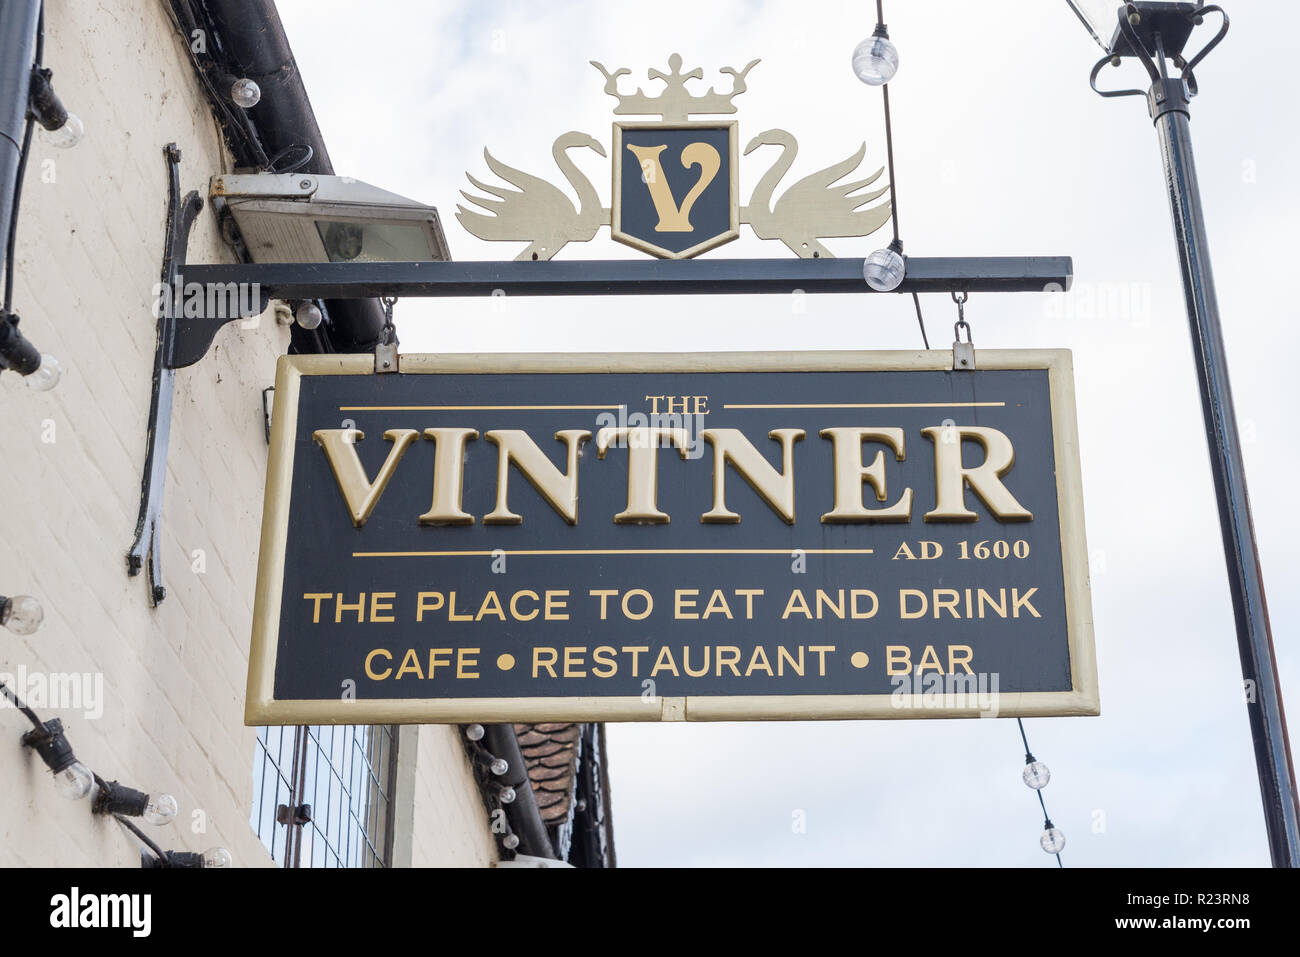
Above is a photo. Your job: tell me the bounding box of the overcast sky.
[276,0,1300,866]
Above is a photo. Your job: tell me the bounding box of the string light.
[1018,718,1065,866]
[93,779,179,826]
[229,77,262,109]
[2,9,64,389]
[118,815,232,868]
[856,1,913,301]
[2,609,222,864]
[0,594,44,635]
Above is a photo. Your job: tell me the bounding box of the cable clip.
[951,292,974,371]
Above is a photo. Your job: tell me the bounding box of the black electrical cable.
[3,4,42,316]
[1018,717,1064,868]
[113,813,167,863]
[0,677,46,732]
[873,1,930,350]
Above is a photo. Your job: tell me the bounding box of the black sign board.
[247,351,1097,724]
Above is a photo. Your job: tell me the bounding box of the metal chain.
[381,296,398,345]
[951,290,972,344]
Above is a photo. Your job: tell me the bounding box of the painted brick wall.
[0,0,492,868]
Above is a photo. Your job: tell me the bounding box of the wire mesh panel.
[250,724,397,868]
[250,725,297,864]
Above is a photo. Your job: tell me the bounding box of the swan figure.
[457,132,610,261]
[741,129,892,258]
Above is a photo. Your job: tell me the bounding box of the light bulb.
[863,245,906,291]
[55,761,94,800]
[2,595,44,634]
[852,33,899,85]
[489,757,508,776]
[230,78,261,109]
[1022,760,1051,790]
[294,302,322,330]
[25,354,62,391]
[202,846,233,868]
[142,792,179,826]
[502,833,520,850]
[1040,826,1066,855]
[39,112,84,149]
[464,723,485,742]
[499,786,517,805]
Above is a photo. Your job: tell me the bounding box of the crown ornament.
[590,53,761,122]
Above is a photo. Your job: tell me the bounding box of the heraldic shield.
[612,121,739,259]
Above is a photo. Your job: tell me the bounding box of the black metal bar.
[127,144,203,605]
[179,255,1072,300]
[1145,29,1300,866]
[164,255,1071,369]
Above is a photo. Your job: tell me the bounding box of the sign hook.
[951,291,975,371]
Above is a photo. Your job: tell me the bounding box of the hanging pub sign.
[246,351,1098,724]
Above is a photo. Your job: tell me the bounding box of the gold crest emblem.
[456,55,892,261]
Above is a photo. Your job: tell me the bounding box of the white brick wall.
[0,0,493,868]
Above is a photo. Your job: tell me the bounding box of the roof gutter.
[181,0,388,352]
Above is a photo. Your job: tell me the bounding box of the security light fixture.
[211,172,450,265]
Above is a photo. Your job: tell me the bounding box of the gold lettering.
[625,141,721,232]
[545,591,570,621]
[886,645,912,675]
[418,428,478,525]
[589,589,618,620]
[596,426,692,523]
[304,592,332,624]
[533,647,558,678]
[563,646,586,678]
[675,589,699,619]
[428,649,453,677]
[313,428,419,527]
[651,646,679,677]
[592,646,618,678]
[510,590,539,621]
[819,427,913,523]
[457,648,480,679]
[396,648,424,680]
[483,429,591,525]
[922,425,1033,522]
[369,592,396,623]
[701,428,805,524]
[335,593,365,624]
[365,649,392,680]
[416,592,444,622]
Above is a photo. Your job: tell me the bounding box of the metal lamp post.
[1072,1,1299,867]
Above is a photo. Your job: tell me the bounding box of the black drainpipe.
[190,0,389,353]
[483,724,557,860]
[0,0,40,263]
